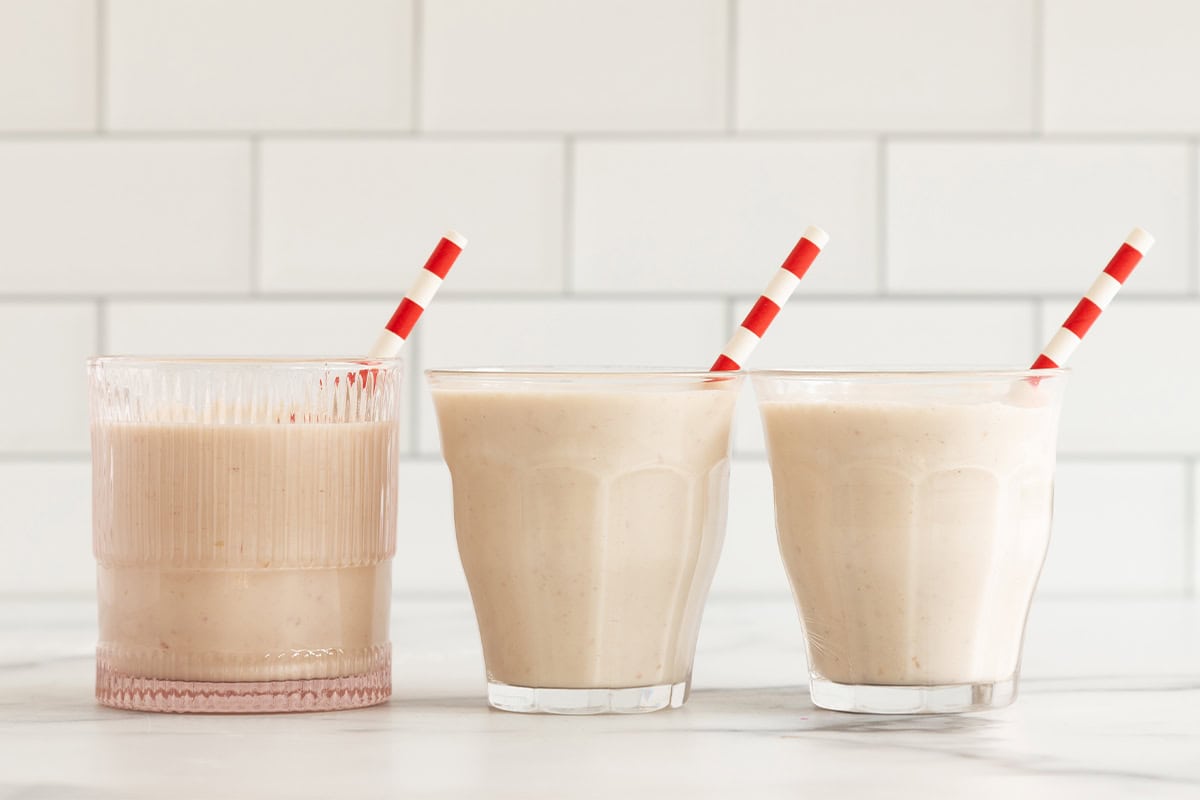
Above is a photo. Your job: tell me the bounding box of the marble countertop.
[1,596,1197,799]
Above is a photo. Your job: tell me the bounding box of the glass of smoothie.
[752,368,1067,714]
[89,357,403,713]
[429,368,742,714]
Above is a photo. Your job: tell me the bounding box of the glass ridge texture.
[89,357,403,713]
[752,369,1067,714]
[429,368,743,714]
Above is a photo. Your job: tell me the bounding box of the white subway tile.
[711,459,790,597]
[395,461,468,595]
[887,142,1190,294]
[106,0,412,130]
[738,0,1034,132]
[0,141,251,294]
[1040,460,1189,596]
[107,300,399,356]
[260,140,564,293]
[0,462,92,594]
[421,0,726,131]
[415,298,728,452]
[735,299,1037,453]
[0,303,95,453]
[1040,300,1200,455]
[0,0,95,130]
[574,140,878,294]
[106,300,416,449]
[1044,0,1200,132]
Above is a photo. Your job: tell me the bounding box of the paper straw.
[368,230,468,358]
[1031,227,1153,369]
[710,226,829,371]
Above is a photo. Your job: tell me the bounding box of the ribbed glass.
[89,357,402,713]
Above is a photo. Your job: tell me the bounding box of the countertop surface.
[1,596,1198,799]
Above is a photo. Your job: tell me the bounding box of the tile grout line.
[1188,139,1198,296]
[411,0,423,131]
[1032,296,1044,353]
[725,0,738,133]
[1031,0,1044,133]
[95,297,108,355]
[407,331,422,457]
[0,453,91,463]
[95,0,107,131]
[562,136,576,293]
[877,136,888,294]
[248,136,262,295]
[1185,459,1197,597]
[2,291,1197,303]
[2,129,1199,143]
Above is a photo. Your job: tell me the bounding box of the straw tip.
[802,225,830,249]
[443,229,469,249]
[1125,227,1154,254]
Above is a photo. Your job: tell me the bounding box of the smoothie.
[89,356,404,712]
[431,372,739,709]
[758,383,1062,695]
[93,420,399,684]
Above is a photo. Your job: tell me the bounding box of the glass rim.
[425,366,741,381]
[88,355,404,369]
[750,366,1069,381]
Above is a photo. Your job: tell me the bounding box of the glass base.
[96,655,391,714]
[487,680,688,715]
[809,676,1017,714]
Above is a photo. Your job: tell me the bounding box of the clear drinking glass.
[752,369,1067,714]
[89,357,403,713]
[428,368,742,714]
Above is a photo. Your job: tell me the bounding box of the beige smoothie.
[759,397,1059,687]
[431,377,739,694]
[93,419,399,683]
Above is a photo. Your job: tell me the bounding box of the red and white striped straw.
[1031,227,1153,370]
[368,230,467,358]
[711,226,829,371]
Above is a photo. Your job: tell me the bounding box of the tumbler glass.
[752,368,1067,713]
[90,357,402,713]
[429,368,742,714]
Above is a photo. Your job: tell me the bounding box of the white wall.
[0,0,1196,599]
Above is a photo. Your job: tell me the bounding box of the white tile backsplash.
[421,0,727,132]
[0,303,95,453]
[574,140,878,294]
[259,139,564,294]
[415,298,728,452]
[106,0,413,131]
[0,462,92,594]
[106,300,417,449]
[712,460,790,597]
[0,141,251,294]
[395,460,467,596]
[887,142,1191,294]
[1044,0,1200,133]
[733,299,1038,453]
[0,0,96,131]
[1040,460,1190,596]
[738,0,1035,132]
[106,300,400,357]
[1041,300,1200,456]
[0,0,1195,598]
